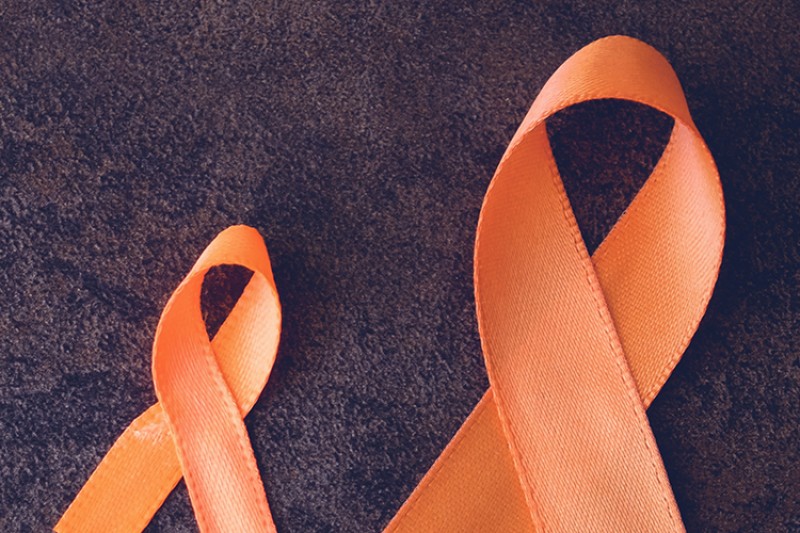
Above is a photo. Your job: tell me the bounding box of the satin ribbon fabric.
[56,226,282,532]
[57,35,724,532]
[387,35,724,532]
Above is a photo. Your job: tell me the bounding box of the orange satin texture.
[56,225,282,532]
[56,36,724,532]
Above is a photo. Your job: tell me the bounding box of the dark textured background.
[1,1,798,532]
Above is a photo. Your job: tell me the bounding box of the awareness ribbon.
[386,35,724,532]
[57,36,724,532]
[57,226,282,532]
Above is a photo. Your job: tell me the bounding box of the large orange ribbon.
[57,36,723,532]
[387,35,724,532]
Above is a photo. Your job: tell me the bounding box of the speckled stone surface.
[1,1,798,531]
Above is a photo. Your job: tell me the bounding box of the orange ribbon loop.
[387,36,723,532]
[57,226,281,532]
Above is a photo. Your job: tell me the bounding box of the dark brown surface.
[1,1,798,531]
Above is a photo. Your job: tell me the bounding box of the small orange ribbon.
[57,36,724,532]
[57,226,282,532]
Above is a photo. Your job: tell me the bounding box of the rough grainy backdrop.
[1,1,798,531]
